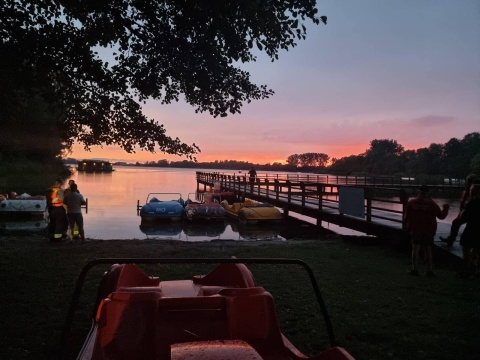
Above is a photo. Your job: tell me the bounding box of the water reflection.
[138,218,285,242]
[0,218,48,231]
[228,219,284,241]
[183,221,226,238]
[139,220,184,239]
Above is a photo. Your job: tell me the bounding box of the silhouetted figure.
[248,167,257,192]
[440,174,478,247]
[456,184,480,278]
[63,183,86,242]
[47,178,68,241]
[404,185,449,276]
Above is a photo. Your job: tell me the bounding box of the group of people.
[46,178,86,243]
[404,174,479,278]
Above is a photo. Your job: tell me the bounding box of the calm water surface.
[70,166,290,241]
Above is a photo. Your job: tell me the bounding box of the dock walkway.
[196,172,464,259]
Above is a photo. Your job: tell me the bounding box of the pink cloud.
[409,115,455,127]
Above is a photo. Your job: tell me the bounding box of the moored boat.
[0,193,47,218]
[221,199,283,225]
[77,160,114,172]
[138,193,185,221]
[62,258,355,360]
[183,192,234,222]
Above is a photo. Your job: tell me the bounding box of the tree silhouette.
[1,0,325,158]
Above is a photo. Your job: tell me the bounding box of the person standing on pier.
[404,185,449,276]
[248,166,257,192]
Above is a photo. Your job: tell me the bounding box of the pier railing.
[199,171,465,188]
[196,171,461,235]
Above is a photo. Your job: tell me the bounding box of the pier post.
[286,180,292,204]
[317,184,323,210]
[399,189,409,229]
[315,184,323,227]
[365,188,372,222]
[300,182,306,207]
[274,179,280,202]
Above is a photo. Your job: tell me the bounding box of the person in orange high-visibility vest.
[46,178,68,241]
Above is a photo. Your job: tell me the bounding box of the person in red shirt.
[404,185,449,276]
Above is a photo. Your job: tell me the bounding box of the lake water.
[1,166,462,240]
[72,166,382,240]
[72,166,297,241]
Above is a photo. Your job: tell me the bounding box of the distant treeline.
[110,132,480,179]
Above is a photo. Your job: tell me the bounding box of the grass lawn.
[0,233,479,360]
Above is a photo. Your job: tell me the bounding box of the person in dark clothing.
[456,184,480,278]
[46,178,68,241]
[63,183,86,242]
[64,179,82,238]
[64,179,80,196]
[248,167,257,192]
[440,174,477,247]
[404,185,449,276]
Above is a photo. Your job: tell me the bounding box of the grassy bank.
[0,233,479,360]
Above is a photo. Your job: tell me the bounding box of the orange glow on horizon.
[69,143,373,165]
[68,140,454,166]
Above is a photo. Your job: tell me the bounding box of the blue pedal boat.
[138,193,184,221]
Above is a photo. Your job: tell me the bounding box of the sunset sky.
[71,0,480,165]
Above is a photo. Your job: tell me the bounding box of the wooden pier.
[196,171,464,252]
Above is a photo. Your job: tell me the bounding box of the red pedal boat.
[61,259,354,360]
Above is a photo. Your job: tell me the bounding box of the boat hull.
[140,200,184,221]
[221,200,283,225]
[71,260,354,360]
[184,202,225,221]
[0,197,47,218]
